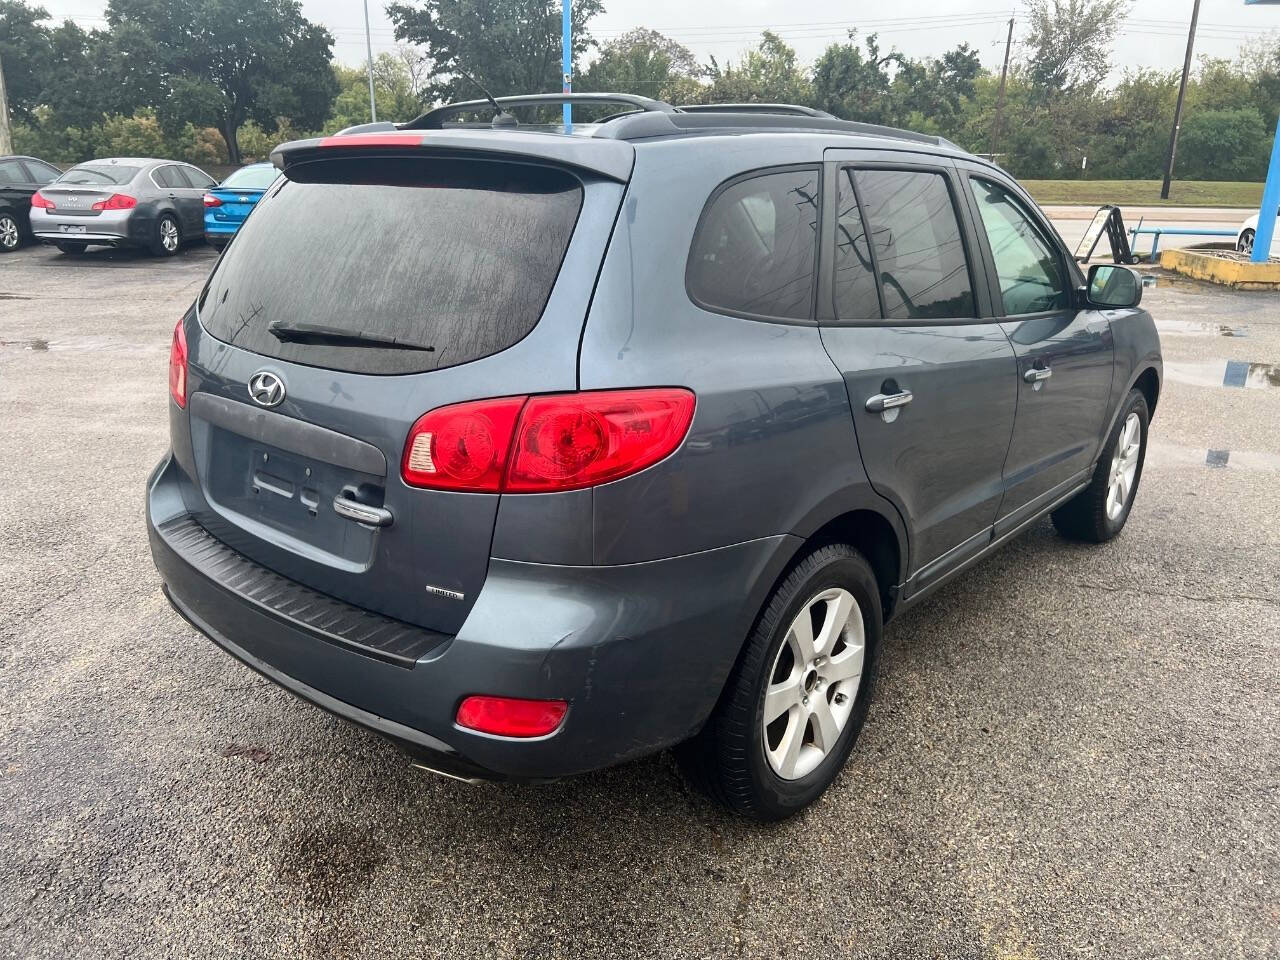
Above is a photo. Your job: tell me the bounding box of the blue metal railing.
[1128,218,1238,259]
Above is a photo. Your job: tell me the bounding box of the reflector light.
[203,193,222,207]
[456,695,568,738]
[31,191,54,210]
[91,193,137,211]
[399,389,696,493]
[168,318,188,408]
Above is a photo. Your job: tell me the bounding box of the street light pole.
[562,1,572,133]
[363,0,376,122]
[1160,0,1201,200]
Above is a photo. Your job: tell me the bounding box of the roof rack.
[383,93,962,154]
[404,93,673,130]
[673,103,836,119]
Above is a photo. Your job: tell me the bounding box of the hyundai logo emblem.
[248,371,286,408]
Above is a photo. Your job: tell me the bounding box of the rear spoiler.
[270,129,635,183]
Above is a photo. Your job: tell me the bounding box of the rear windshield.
[220,165,278,190]
[197,156,583,375]
[60,164,139,185]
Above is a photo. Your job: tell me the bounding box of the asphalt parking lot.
[1,241,1277,959]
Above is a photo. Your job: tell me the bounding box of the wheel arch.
[1132,364,1161,418]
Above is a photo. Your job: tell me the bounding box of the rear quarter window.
[686,167,820,321]
[196,156,584,375]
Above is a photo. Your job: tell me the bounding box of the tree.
[579,28,700,102]
[812,32,899,124]
[702,32,812,106]
[103,0,338,163]
[1177,107,1269,181]
[1024,0,1130,99]
[0,1,53,121]
[329,54,426,130]
[386,0,603,105]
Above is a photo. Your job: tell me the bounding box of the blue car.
[203,162,277,248]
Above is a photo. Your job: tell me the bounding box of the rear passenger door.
[817,155,1018,593]
[957,167,1114,529]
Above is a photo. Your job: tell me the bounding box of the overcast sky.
[40,0,1280,79]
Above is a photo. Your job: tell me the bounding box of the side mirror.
[1083,263,1142,309]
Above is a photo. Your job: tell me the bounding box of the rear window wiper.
[267,321,435,352]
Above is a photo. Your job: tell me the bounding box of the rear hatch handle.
[333,489,393,528]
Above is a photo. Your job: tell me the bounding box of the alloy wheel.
[0,216,18,250]
[762,587,865,780]
[1239,230,1254,256]
[161,219,179,252]
[1106,412,1142,521]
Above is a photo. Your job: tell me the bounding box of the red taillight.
[456,695,568,738]
[168,318,188,408]
[92,193,137,211]
[31,190,54,209]
[402,396,526,492]
[400,388,695,493]
[203,193,222,207]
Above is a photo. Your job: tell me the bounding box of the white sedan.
[1236,209,1279,255]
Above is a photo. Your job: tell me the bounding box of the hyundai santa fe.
[146,95,1162,820]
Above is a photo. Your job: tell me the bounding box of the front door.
[818,159,1018,591]
[959,170,1115,530]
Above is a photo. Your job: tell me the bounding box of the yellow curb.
[1159,247,1280,289]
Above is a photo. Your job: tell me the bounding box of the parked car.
[0,154,61,252]
[203,162,278,249]
[147,95,1162,820]
[30,157,216,255]
[1235,206,1280,256]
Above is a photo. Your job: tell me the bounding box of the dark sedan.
[0,155,61,252]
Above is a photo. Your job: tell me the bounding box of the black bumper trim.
[155,516,450,667]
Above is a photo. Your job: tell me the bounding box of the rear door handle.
[1023,366,1052,383]
[865,390,914,413]
[333,492,393,528]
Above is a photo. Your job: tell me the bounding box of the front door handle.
[1023,366,1052,383]
[865,390,914,413]
[333,491,393,528]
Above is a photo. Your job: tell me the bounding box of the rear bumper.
[147,454,796,779]
[203,218,240,238]
[31,208,153,246]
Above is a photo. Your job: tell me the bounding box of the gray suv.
[146,96,1162,819]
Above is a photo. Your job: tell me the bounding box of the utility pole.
[0,49,13,155]
[990,16,1014,162]
[363,0,376,122]
[1161,0,1201,200]
[562,1,572,133]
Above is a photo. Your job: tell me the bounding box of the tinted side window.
[184,166,216,188]
[971,178,1070,315]
[833,169,881,319]
[853,169,975,320]
[687,168,819,320]
[0,159,26,183]
[152,166,175,188]
[21,160,58,184]
[170,166,196,188]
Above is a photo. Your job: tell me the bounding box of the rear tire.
[151,214,181,256]
[675,543,882,821]
[1237,228,1255,256]
[56,241,87,255]
[0,213,20,252]
[1051,388,1149,543]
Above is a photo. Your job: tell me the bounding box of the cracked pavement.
[1,244,1277,959]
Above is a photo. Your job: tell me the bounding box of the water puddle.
[1163,360,1279,390]
[0,336,155,354]
[1155,318,1247,338]
[1148,441,1280,472]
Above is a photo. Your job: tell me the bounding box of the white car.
[1236,209,1280,255]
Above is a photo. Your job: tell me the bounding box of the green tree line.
[4,0,1279,182]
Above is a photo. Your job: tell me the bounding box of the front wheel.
[1052,388,1149,543]
[1237,228,1255,256]
[0,213,21,252]
[675,543,882,821]
[151,214,181,256]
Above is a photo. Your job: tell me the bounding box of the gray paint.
[148,124,1162,779]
